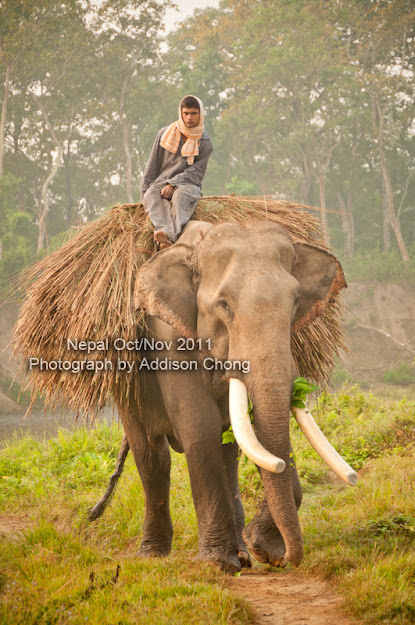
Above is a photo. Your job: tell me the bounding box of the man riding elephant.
[141,95,213,251]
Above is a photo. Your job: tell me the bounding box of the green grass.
[299,451,415,623]
[296,388,415,624]
[1,388,414,624]
[239,387,415,623]
[0,425,252,624]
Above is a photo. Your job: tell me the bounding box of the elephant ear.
[134,222,213,338]
[291,243,346,334]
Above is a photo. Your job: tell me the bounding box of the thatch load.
[13,197,348,416]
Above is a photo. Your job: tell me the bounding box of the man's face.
[181,107,200,128]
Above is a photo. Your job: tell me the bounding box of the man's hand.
[160,184,175,200]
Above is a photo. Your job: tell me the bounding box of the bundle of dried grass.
[13,196,347,416]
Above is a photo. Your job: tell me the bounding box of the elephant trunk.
[229,375,302,566]
[226,316,303,565]
[250,377,303,567]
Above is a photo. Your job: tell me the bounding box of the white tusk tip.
[275,459,286,473]
[346,471,358,486]
[292,404,358,487]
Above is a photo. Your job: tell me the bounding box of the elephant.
[93,218,353,573]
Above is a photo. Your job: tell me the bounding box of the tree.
[90,0,173,203]
[0,0,174,261]
[0,0,57,258]
[338,0,415,261]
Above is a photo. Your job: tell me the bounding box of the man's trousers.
[142,181,201,242]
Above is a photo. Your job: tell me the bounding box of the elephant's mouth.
[228,378,357,486]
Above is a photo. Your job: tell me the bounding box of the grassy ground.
[0,387,414,624]
[295,390,415,624]
[237,387,414,624]
[0,426,252,625]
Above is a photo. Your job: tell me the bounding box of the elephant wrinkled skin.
[111,220,346,573]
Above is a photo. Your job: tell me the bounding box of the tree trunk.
[379,155,408,260]
[0,63,10,179]
[64,139,74,225]
[0,64,11,261]
[372,95,409,261]
[248,148,268,194]
[381,170,391,252]
[36,97,63,252]
[319,174,330,246]
[120,109,133,203]
[316,137,339,247]
[337,190,354,260]
[119,63,136,204]
[37,143,63,251]
[346,190,354,259]
[298,153,314,204]
[222,150,233,194]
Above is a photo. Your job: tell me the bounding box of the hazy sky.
[164,0,220,33]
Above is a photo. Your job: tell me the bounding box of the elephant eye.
[216,299,230,312]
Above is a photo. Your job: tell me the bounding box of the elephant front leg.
[222,441,251,568]
[243,447,302,566]
[117,400,173,557]
[186,442,242,573]
[157,370,241,574]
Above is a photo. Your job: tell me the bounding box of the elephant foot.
[198,547,242,575]
[238,548,252,568]
[243,521,287,567]
[138,527,173,558]
[138,539,172,558]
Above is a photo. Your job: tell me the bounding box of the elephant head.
[134,219,348,567]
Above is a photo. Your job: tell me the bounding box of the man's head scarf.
[160,95,204,165]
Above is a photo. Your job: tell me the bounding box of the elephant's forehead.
[198,221,294,260]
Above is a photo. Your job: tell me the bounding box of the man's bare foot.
[154,230,173,251]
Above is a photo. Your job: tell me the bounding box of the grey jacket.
[141,126,213,198]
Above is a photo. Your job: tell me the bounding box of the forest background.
[0,0,414,285]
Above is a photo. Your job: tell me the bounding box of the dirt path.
[227,569,360,625]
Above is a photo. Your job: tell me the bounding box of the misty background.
[0,0,414,436]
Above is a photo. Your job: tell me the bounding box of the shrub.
[380,363,415,386]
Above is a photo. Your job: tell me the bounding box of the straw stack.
[13,197,348,416]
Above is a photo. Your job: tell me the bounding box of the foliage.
[164,0,415,260]
[0,0,414,288]
[0,0,174,279]
[342,250,415,285]
[225,177,259,196]
[331,361,357,388]
[380,363,415,387]
[290,377,318,409]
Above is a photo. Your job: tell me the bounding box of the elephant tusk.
[229,378,286,474]
[291,405,357,486]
